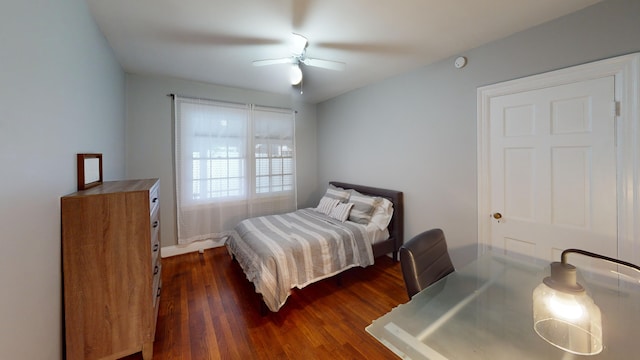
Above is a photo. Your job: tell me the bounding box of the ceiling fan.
[252,33,345,85]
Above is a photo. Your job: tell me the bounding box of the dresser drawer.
[150,205,160,241]
[149,182,160,214]
[151,277,162,337]
[152,264,162,308]
[151,237,160,265]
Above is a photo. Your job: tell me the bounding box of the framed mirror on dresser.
[76,153,103,190]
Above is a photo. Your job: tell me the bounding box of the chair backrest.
[399,228,455,299]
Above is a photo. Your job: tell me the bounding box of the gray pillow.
[348,189,381,224]
[323,184,350,203]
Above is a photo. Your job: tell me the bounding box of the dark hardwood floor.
[122,246,407,359]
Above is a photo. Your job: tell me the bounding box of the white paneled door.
[489,76,617,262]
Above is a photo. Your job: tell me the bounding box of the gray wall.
[125,74,318,247]
[0,0,125,359]
[316,0,640,268]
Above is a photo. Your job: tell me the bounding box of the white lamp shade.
[290,33,308,55]
[290,64,303,85]
[532,282,603,355]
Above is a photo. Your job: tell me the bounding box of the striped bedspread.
[226,208,375,312]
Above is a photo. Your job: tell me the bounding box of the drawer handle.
[152,197,158,203]
[153,221,159,228]
[153,243,159,252]
[154,265,159,275]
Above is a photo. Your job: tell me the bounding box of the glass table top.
[366,252,640,359]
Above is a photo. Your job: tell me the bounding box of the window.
[174,96,296,244]
[253,106,295,194]
[185,101,248,201]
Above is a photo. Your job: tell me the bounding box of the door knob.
[492,212,502,220]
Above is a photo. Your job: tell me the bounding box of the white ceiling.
[86,0,602,104]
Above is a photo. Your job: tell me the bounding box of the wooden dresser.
[61,179,161,360]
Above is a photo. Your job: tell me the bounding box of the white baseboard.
[161,238,226,258]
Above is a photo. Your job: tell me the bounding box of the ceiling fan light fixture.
[253,33,341,87]
[290,64,303,85]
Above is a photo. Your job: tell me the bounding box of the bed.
[225,181,404,313]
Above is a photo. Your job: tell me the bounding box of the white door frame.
[477,53,640,264]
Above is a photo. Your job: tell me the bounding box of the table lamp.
[532,249,640,356]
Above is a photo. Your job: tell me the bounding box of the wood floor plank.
[121,246,406,359]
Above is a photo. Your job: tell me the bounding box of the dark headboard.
[330,181,404,260]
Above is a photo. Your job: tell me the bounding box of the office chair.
[399,228,455,299]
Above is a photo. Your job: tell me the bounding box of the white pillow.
[329,202,354,222]
[370,198,394,230]
[316,196,340,215]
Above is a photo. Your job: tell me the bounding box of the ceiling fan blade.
[252,58,292,67]
[290,33,308,56]
[301,58,345,71]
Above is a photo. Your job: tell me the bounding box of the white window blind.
[174,96,296,244]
